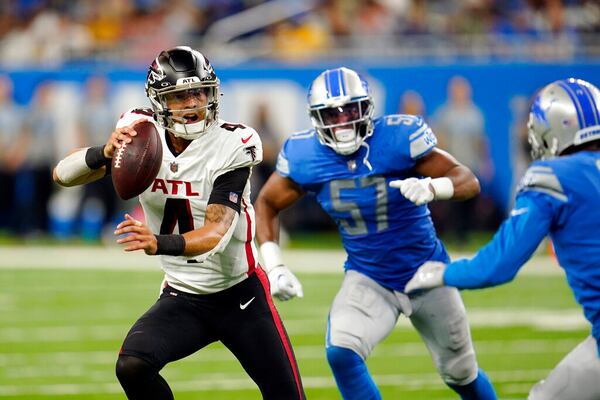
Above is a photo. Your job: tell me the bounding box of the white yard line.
[0,246,564,275]
[0,369,550,396]
[0,309,586,343]
[0,337,581,369]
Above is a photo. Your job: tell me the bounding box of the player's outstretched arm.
[406,193,555,293]
[52,147,109,187]
[255,172,305,301]
[52,119,146,187]
[390,148,480,205]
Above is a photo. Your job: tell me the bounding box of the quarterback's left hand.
[114,213,157,255]
[390,177,434,206]
[405,261,447,293]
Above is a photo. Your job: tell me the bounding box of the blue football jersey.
[277,114,449,291]
[444,151,600,348]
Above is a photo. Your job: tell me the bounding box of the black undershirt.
[207,168,250,213]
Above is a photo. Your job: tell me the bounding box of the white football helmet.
[528,78,600,160]
[307,67,374,155]
[145,46,219,140]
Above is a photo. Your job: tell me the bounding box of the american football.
[111,121,162,200]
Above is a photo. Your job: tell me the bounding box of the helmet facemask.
[148,81,219,140]
[310,98,374,155]
[527,112,556,160]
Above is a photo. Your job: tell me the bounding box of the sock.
[326,346,381,400]
[447,368,497,400]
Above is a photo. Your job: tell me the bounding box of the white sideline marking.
[0,246,563,275]
[0,369,550,396]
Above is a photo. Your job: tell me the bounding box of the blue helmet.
[307,67,374,155]
[528,78,600,160]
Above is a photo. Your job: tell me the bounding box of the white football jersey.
[116,108,263,294]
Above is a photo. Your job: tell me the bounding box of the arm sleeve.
[207,167,250,213]
[444,192,560,289]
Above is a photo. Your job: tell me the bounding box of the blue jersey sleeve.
[406,117,437,160]
[376,114,437,172]
[444,192,560,288]
[275,142,291,178]
[274,130,320,188]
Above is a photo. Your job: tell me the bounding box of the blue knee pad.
[447,368,497,400]
[326,346,381,400]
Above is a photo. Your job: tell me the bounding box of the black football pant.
[116,268,305,399]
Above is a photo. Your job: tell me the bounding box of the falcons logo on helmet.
[147,60,166,85]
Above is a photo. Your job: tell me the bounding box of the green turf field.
[0,254,588,399]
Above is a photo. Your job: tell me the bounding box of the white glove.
[390,177,434,205]
[260,241,303,301]
[390,177,454,206]
[405,261,447,293]
[267,265,304,301]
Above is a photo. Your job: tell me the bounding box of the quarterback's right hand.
[268,265,304,301]
[103,119,146,158]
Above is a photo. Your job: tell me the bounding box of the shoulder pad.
[518,164,567,202]
[219,121,249,133]
[216,121,259,144]
[288,129,315,141]
[377,114,436,159]
[276,131,314,179]
[218,123,262,170]
[380,114,423,128]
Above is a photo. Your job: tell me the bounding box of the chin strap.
[360,141,373,171]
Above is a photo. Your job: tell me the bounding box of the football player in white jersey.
[53,46,305,400]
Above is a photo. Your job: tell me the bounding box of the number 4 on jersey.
[160,198,194,234]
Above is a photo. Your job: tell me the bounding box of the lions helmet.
[145,46,219,140]
[528,78,600,160]
[308,67,374,155]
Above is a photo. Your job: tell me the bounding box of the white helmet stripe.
[582,84,600,124]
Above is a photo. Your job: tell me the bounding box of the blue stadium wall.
[6,61,600,210]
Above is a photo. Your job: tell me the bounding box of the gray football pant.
[327,269,479,385]
[529,335,600,400]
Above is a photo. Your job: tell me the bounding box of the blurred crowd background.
[1,0,600,64]
[0,0,599,246]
